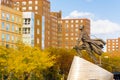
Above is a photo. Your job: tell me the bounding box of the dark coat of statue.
[74,26,106,63]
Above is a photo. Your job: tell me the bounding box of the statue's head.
[79,25,84,30]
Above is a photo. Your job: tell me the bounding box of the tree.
[101,51,120,72]
[0,44,55,80]
[46,47,76,80]
[0,46,10,80]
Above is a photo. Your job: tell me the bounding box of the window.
[28,18,31,24]
[71,38,74,40]
[35,6,38,10]
[12,15,14,22]
[112,49,115,51]
[65,24,69,28]
[6,24,10,31]
[37,29,40,34]
[75,29,78,32]
[65,37,68,40]
[116,43,118,45]
[29,1,32,5]
[112,43,115,45]
[12,36,14,42]
[35,12,38,14]
[16,7,19,11]
[12,24,14,32]
[65,34,68,36]
[37,19,40,25]
[81,20,83,23]
[112,46,115,48]
[65,20,68,23]
[24,18,31,25]
[108,40,110,42]
[6,14,10,20]
[37,38,39,44]
[76,24,79,27]
[7,0,9,4]
[16,27,18,33]
[112,40,115,42]
[28,7,32,10]
[76,20,79,23]
[22,7,26,11]
[16,2,19,5]
[116,40,118,42]
[76,37,78,40]
[22,1,26,5]
[71,20,73,23]
[66,29,69,32]
[2,33,4,41]
[116,46,118,49]
[108,43,110,45]
[6,34,10,42]
[22,28,30,34]
[2,22,4,30]
[2,12,5,19]
[35,1,38,4]
[71,33,74,36]
[71,25,73,28]
[19,18,21,23]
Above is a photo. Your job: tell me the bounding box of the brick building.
[0,0,91,50]
[49,11,62,47]
[12,0,51,49]
[0,0,22,48]
[59,18,90,49]
[106,38,120,52]
[22,12,42,48]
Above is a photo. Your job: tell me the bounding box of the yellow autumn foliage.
[0,45,55,79]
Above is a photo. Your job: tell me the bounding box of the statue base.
[67,56,114,80]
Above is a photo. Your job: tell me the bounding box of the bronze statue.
[73,25,106,64]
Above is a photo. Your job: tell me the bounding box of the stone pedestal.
[67,56,114,80]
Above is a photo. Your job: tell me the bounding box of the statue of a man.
[74,25,106,63]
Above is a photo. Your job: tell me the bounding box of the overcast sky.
[50,0,120,41]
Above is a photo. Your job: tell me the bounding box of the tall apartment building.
[49,11,62,47]
[106,38,120,52]
[0,0,22,48]
[59,19,90,49]
[49,13,58,47]
[13,0,50,49]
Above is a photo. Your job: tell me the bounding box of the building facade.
[59,18,90,49]
[0,0,13,8]
[0,5,22,48]
[22,12,42,48]
[49,11,62,48]
[13,0,50,49]
[106,38,120,52]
